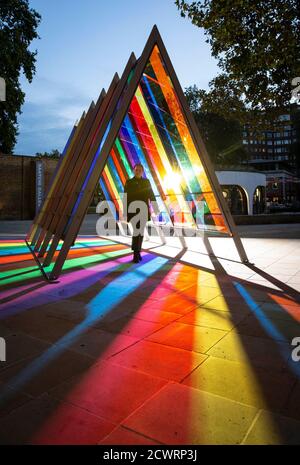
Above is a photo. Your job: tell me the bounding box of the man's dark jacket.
[124,176,155,221]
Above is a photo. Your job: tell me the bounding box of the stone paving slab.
[0,382,32,418]
[243,410,300,445]
[281,381,300,421]
[175,307,249,331]
[146,321,227,354]
[0,349,95,397]
[0,332,51,372]
[56,327,140,360]
[97,315,165,339]
[0,235,299,444]
[234,313,300,342]
[49,360,167,424]
[181,356,295,411]
[98,425,161,445]
[206,332,292,372]
[108,340,207,382]
[0,393,116,445]
[3,310,78,344]
[123,382,258,445]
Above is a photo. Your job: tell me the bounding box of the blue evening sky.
[15,0,219,155]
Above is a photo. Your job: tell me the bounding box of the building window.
[278,114,290,121]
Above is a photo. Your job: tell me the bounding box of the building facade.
[0,154,266,220]
[216,169,266,215]
[0,154,57,220]
[242,108,300,208]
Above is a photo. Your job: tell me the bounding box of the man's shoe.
[132,252,139,263]
[138,252,142,261]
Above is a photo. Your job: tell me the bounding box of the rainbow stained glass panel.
[100,46,229,233]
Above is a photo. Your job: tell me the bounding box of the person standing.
[124,163,156,263]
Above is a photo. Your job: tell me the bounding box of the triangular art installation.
[26,25,249,281]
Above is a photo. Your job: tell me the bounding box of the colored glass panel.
[98,46,229,234]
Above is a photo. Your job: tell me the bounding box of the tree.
[35,149,61,159]
[185,84,247,165]
[0,0,41,154]
[175,1,300,126]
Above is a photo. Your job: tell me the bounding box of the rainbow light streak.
[0,242,130,287]
[0,239,114,257]
[0,255,168,405]
[234,281,300,379]
[0,248,134,316]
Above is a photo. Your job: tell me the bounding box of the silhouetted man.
[124,163,156,263]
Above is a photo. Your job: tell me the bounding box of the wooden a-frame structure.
[26,25,249,281]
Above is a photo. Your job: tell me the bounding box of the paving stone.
[3,310,78,344]
[207,332,291,372]
[43,299,89,322]
[84,294,149,326]
[98,316,164,339]
[243,410,300,445]
[258,302,300,322]
[270,294,300,307]
[234,313,300,342]
[177,285,223,305]
[70,281,126,304]
[0,348,95,396]
[130,301,182,325]
[99,426,160,445]
[0,322,19,338]
[176,307,248,331]
[201,295,254,312]
[50,360,167,424]
[123,382,258,445]
[150,294,199,314]
[282,381,300,420]
[0,332,50,372]
[109,340,207,381]
[0,383,32,418]
[182,356,295,411]
[1,235,300,444]
[0,393,115,445]
[146,321,227,354]
[61,328,139,360]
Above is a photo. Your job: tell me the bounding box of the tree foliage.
[175,1,300,125]
[35,149,61,159]
[185,84,247,165]
[0,0,41,154]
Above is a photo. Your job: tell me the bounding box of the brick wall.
[0,154,58,220]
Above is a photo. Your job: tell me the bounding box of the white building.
[216,168,266,215]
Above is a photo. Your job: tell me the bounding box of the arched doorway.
[222,185,248,215]
[253,186,266,214]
